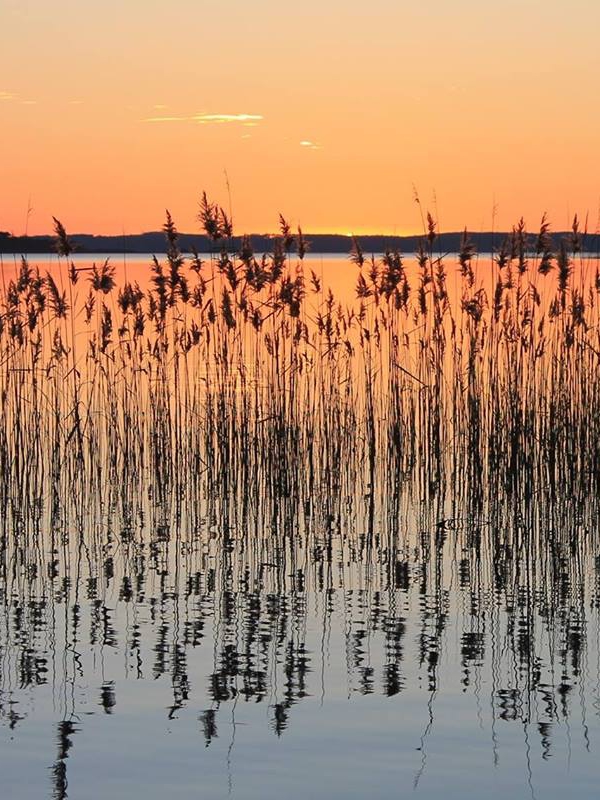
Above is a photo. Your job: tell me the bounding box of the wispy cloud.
[0,91,37,106]
[300,140,321,150]
[144,112,263,125]
[193,113,263,123]
[144,116,189,123]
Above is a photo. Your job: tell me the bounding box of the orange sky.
[1,0,599,236]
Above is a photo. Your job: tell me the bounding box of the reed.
[2,202,600,793]
[0,205,599,517]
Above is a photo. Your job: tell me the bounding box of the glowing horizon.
[1,0,600,237]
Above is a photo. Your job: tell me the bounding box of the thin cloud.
[143,112,263,124]
[0,91,37,106]
[193,113,263,123]
[144,116,189,123]
[300,140,321,150]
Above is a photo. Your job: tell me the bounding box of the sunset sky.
[1,0,599,236]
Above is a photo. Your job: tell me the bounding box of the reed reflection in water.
[1,207,600,798]
[1,468,599,799]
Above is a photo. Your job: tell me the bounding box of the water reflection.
[2,221,600,796]
[1,463,599,797]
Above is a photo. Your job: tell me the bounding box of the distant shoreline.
[2,231,600,256]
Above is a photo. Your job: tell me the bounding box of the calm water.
[0,250,469,296]
[2,476,599,799]
[1,253,600,798]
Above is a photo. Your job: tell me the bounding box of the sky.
[1,0,600,236]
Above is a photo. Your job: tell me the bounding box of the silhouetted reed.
[1,202,600,793]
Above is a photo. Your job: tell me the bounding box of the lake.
[1,247,599,798]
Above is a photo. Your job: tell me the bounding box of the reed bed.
[1,203,599,520]
[2,202,600,792]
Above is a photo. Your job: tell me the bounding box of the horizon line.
[3,228,599,240]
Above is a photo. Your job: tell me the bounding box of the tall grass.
[1,202,599,517]
[1,201,600,791]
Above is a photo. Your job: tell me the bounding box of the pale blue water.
[1,253,599,799]
[1,492,598,800]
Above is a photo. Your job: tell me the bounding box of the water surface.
[1,249,599,799]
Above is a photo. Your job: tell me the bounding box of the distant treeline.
[1,229,600,256]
